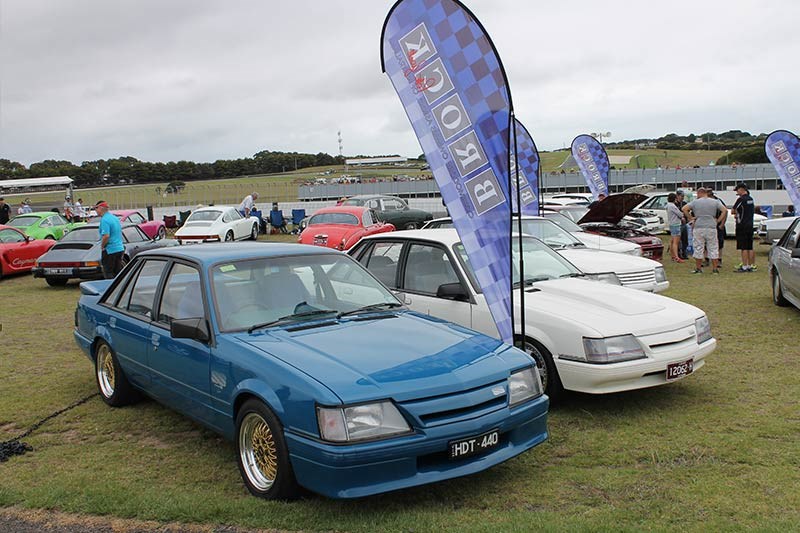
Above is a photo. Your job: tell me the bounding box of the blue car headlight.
[508,367,542,406]
[317,401,411,443]
[695,316,712,344]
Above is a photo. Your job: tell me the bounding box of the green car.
[7,212,86,240]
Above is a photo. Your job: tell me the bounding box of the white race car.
[349,230,716,399]
[174,206,260,244]
[759,216,798,244]
[635,192,765,235]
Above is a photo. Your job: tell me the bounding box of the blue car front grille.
[398,379,508,428]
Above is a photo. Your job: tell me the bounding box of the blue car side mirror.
[171,318,210,343]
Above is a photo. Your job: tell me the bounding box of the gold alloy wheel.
[239,412,278,491]
[96,344,116,398]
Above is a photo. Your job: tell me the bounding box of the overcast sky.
[2,0,799,166]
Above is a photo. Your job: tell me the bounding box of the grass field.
[3,149,731,212]
[1,236,798,531]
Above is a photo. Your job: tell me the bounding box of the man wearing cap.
[95,201,124,278]
[683,188,726,274]
[732,183,756,272]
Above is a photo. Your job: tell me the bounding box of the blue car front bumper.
[285,394,548,499]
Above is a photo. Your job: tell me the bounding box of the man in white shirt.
[238,192,259,217]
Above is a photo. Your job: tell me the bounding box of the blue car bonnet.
[239,312,528,404]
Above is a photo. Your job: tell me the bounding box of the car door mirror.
[792,248,800,259]
[436,282,469,302]
[170,317,210,343]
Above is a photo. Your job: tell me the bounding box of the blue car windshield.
[211,254,401,332]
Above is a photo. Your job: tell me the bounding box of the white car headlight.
[509,367,542,406]
[655,266,667,283]
[587,272,621,285]
[695,316,712,344]
[628,246,643,256]
[582,334,646,364]
[317,401,411,443]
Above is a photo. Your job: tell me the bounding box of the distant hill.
[604,130,767,152]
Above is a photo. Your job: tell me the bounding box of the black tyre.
[45,235,56,240]
[45,277,68,287]
[250,223,259,240]
[235,399,300,500]
[518,337,563,402]
[404,222,418,230]
[225,230,235,242]
[94,340,138,407]
[773,271,790,307]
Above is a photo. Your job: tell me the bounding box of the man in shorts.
[732,183,756,272]
[682,188,727,274]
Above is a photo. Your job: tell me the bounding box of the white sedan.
[540,211,642,256]
[174,206,260,244]
[349,230,716,399]
[421,216,667,292]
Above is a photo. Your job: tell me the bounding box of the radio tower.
[338,130,343,157]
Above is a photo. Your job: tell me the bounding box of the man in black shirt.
[0,197,10,224]
[675,190,688,259]
[732,183,755,272]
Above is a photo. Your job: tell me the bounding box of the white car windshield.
[454,236,581,288]
[519,219,584,249]
[187,210,222,222]
[542,212,584,233]
[211,254,401,332]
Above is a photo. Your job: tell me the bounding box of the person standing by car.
[238,191,258,217]
[683,188,726,274]
[675,190,689,260]
[666,192,685,263]
[706,187,728,266]
[0,197,10,224]
[732,183,756,272]
[95,201,124,278]
[783,205,796,218]
[73,198,85,222]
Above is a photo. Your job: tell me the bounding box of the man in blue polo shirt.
[96,201,124,278]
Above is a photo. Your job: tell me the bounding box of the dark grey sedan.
[32,223,177,286]
[769,217,800,309]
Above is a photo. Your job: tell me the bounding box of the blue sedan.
[73,243,549,499]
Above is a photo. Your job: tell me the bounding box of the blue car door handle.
[151,333,160,351]
[109,317,116,328]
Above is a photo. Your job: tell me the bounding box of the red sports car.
[0,225,56,279]
[91,210,166,240]
[299,206,395,250]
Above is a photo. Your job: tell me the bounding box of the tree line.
[0,150,345,186]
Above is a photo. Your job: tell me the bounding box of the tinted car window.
[364,241,403,288]
[61,227,99,242]
[129,212,145,224]
[187,210,221,222]
[362,210,374,227]
[784,220,800,249]
[0,228,25,243]
[404,243,459,294]
[121,260,168,319]
[158,263,204,324]
[383,198,406,211]
[8,216,37,228]
[122,226,147,243]
[309,213,359,226]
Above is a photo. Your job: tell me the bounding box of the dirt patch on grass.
[0,506,291,532]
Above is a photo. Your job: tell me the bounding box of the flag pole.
[511,113,526,350]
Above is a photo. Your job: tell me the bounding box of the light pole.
[591,131,611,144]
